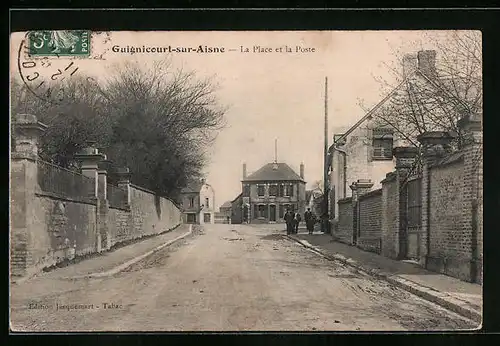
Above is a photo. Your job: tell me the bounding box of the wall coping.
[381,171,397,184]
[338,197,353,204]
[130,183,179,206]
[35,190,98,206]
[358,188,383,200]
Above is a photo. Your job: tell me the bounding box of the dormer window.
[272,163,279,170]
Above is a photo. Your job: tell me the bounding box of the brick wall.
[335,198,353,244]
[381,173,399,258]
[426,156,471,281]
[358,189,383,254]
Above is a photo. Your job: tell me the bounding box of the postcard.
[10,29,482,332]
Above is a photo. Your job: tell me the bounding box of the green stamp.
[28,30,91,57]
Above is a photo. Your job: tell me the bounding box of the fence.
[37,160,95,201]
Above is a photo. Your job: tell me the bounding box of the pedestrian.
[284,208,294,235]
[304,208,315,235]
[293,212,301,234]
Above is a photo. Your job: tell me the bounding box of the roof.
[220,201,232,209]
[242,162,304,182]
[180,180,204,193]
[329,69,420,153]
[231,193,243,203]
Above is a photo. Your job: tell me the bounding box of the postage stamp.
[27,30,91,57]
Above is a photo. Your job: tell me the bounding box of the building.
[241,161,307,223]
[328,50,449,221]
[180,178,215,224]
[230,193,243,224]
[214,201,232,224]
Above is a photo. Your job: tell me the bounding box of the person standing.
[293,212,301,234]
[284,208,294,235]
[304,208,314,235]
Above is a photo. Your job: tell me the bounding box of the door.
[187,213,196,224]
[204,213,211,223]
[406,178,422,260]
[269,205,276,222]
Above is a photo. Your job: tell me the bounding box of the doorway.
[269,205,276,222]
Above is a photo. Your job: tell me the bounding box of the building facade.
[230,193,243,224]
[241,162,307,223]
[180,179,215,224]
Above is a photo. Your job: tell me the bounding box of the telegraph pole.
[323,77,330,233]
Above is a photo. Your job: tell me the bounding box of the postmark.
[28,30,91,57]
[17,34,84,105]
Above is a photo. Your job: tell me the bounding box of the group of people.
[284,208,317,235]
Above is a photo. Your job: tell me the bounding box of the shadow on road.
[259,234,286,241]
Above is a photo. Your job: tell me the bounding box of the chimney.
[417,50,437,79]
[402,53,418,79]
[243,163,247,179]
[300,162,304,179]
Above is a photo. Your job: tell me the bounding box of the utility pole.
[323,76,330,234]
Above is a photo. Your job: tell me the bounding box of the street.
[10,224,476,332]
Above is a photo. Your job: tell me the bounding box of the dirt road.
[10,224,476,331]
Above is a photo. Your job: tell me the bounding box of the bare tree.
[10,58,227,199]
[357,31,482,178]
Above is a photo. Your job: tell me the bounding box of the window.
[257,185,265,196]
[205,197,210,208]
[285,184,294,197]
[188,197,194,208]
[269,184,278,197]
[279,184,284,197]
[372,128,393,160]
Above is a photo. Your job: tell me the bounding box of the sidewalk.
[14,224,192,283]
[287,230,482,324]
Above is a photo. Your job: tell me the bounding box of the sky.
[10,30,459,209]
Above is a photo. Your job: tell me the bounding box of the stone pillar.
[96,157,113,252]
[458,115,483,283]
[392,146,419,260]
[417,131,457,269]
[11,114,47,278]
[115,167,132,206]
[74,142,104,198]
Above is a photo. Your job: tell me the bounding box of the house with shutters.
[180,178,215,224]
[240,161,307,223]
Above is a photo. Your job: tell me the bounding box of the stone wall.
[10,114,183,279]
